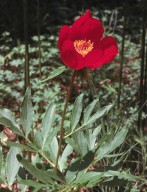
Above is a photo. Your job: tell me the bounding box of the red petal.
[60,40,85,70]
[58,25,70,51]
[70,13,89,41]
[70,10,104,43]
[85,10,92,16]
[85,37,118,69]
[85,49,104,69]
[98,36,118,64]
[80,17,104,43]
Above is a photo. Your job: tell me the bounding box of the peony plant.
[0,10,139,192]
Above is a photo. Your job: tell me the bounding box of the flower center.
[73,40,94,57]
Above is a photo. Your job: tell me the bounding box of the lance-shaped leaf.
[41,102,56,146]
[21,87,34,136]
[6,147,21,186]
[108,128,128,153]
[18,179,47,189]
[97,128,128,160]
[17,155,63,184]
[70,94,84,131]
[5,142,36,152]
[83,98,99,123]
[40,66,66,82]
[88,125,101,150]
[74,131,88,157]
[59,144,73,171]
[85,104,113,125]
[104,170,139,182]
[0,108,23,136]
[74,171,104,187]
[47,136,58,162]
[68,150,95,172]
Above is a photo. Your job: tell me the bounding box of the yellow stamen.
[73,40,93,57]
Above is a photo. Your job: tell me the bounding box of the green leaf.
[5,142,35,152]
[92,165,118,172]
[87,125,101,150]
[106,153,124,158]
[84,98,99,123]
[0,108,23,136]
[65,157,81,184]
[68,151,95,172]
[49,136,58,162]
[38,169,63,183]
[97,128,128,160]
[27,143,40,152]
[66,138,81,155]
[73,131,88,157]
[40,66,66,82]
[86,104,113,125]
[6,147,21,186]
[108,128,128,153]
[59,144,73,171]
[74,171,104,186]
[96,131,114,160]
[43,126,59,150]
[102,176,128,187]
[104,170,139,182]
[17,155,63,184]
[33,129,43,149]
[17,155,53,184]
[41,102,56,146]
[21,87,34,136]
[86,173,104,188]
[70,94,84,131]
[18,179,47,188]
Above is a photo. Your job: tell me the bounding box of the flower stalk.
[54,71,77,174]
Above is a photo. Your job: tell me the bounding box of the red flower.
[58,10,118,70]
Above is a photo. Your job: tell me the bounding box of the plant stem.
[138,0,146,129]
[54,71,77,174]
[118,2,126,108]
[23,0,30,92]
[25,137,55,168]
[40,152,55,168]
[64,124,86,138]
[37,0,42,79]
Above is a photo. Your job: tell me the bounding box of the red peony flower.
[58,10,118,70]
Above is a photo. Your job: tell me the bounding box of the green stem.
[25,136,55,168]
[54,71,77,174]
[64,124,85,138]
[40,152,55,168]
